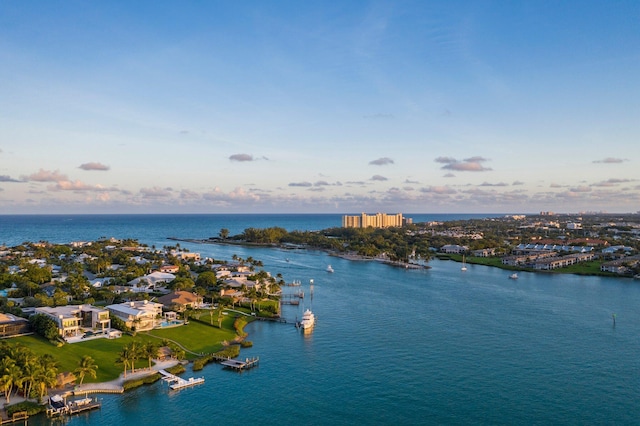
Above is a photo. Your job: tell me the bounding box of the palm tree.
[74,355,98,385]
[20,361,39,400]
[142,342,158,369]
[127,341,141,373]
[0,358,21,404]
[116,347,131,378]
[35,366,58,402]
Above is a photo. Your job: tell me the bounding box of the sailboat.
[461,255,467,271]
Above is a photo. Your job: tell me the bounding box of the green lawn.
[144,319,236,356]
[11,316,240,382]
[13,334,153,382]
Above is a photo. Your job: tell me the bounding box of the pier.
[220,356,260,371]
[0,411,28,425]
[159,370,205,390]
[281,290,304,305]
[46,394,101,418]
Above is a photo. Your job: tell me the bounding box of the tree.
[142,342,159,368]
[219,228,229,240]
[35,364,58,401]
[19,360,39,400]
[74,355,98,385]
[29,314,59,341]
[117,346,133,378]
[0,357,21,404]
[217,307,224,328]
[195,271,217,288]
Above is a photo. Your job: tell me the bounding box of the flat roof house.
[106,300,163,331]
[35,305,111,340]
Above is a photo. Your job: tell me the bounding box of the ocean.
[2,214,639,425]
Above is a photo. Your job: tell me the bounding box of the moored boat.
[509,273,518,279]
[326,264,334,273]
[300,308,316,331]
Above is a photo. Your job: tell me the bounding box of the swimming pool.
[157,319,183,328]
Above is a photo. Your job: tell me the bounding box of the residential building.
[0,313,30,338]
[440,244,468,254]
[35,305,111,339]
[158,291,203,311]
[106,300,163,331]
[342,213,407,228]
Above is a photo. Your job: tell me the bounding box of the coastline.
[168,237,431,269]
[70,359,182,396]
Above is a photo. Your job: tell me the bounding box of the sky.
[1,1,639,214]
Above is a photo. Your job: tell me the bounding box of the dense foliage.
[29,313,59,342]
[0,342,59,402]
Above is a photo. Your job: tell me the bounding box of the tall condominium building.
[342,213,407,228]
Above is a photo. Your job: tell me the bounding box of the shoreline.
[168,237,431,269]
[169,236,631,278]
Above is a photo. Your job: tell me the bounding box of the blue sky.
[1,1,639,214]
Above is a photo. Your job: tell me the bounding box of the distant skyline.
[1,1,639,214]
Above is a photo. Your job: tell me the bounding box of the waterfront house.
[471,248,496,257]
[0,313,31,338]
[158,291,202,312]
[106,300,163,331]
[440,244,468,254]
[35,305,111,340]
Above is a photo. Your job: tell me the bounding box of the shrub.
[165,364,186,375]
[215,344,240,359]
[6,401,44,417]
[122,373,161,391]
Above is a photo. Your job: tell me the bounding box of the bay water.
[1,215,639,425]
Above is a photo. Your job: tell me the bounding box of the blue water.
[3,215,639,425]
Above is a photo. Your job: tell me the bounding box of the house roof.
[157,291,198,306]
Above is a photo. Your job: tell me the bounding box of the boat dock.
[46,395,101,418]
[1,411,28,424]
[281,290,304,305]
[220,356,260,371]
[159,370,205,390]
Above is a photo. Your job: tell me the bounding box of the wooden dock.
[0,411,28,425]
[220,356,260,371]
[46,395,101,418]
[281,291,304,305]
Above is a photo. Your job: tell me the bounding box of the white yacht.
[326,264,334,273]
[509,273,518,280]
[300,308,316,331]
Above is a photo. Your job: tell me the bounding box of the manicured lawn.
[12,317,240,382]
[145,319,236,357]
[13,334,154,382]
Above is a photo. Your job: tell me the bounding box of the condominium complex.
[342,213,411,228]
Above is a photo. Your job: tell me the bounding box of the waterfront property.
[0,313,30,338]
[35,305,112,341]
[106,300,163,331]
[157,290,203,312]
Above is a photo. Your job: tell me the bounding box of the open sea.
[1,214,639,425]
